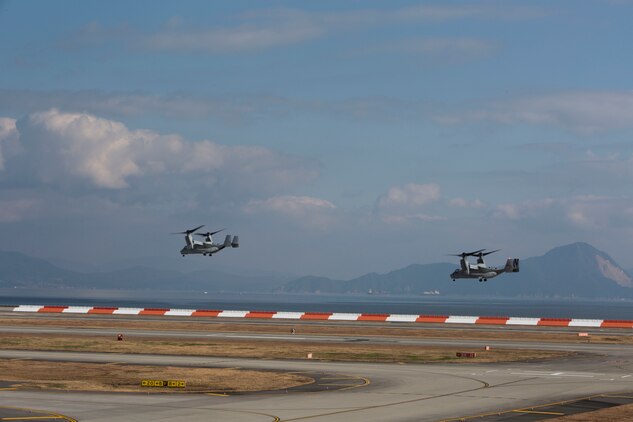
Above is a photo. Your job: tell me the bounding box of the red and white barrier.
[10,305,633,328]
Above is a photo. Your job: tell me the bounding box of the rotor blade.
[467,249,486,256]
[195,229,224,237]
[171,225,204,235]
[481,249,500,256]
[448,249,485,257]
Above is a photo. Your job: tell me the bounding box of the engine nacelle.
[231,235,239,248]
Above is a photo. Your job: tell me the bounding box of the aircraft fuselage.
[180,242,223,256]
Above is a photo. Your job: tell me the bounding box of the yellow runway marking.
[440,392,633,421]
[339,384,368,391]
[512,409,565,415]
[318,383,363,387]
[1,417,69,420]
[317,374,369,391]
[0,406,76,422]
[325,376,371,391]
[206,392,229,397]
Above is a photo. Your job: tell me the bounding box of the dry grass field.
[0,332,571,363]
[0,359,312,393]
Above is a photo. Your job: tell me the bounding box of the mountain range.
[0,250,290,293]
[0,242,632,299]
[284,243,633,299]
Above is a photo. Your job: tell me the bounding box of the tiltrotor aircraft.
[173,225,239,257]
[449,249,519,282]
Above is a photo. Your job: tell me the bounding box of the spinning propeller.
[171,225,204,235]
[195,229,225,238]
[449,249,485,259]
[472,249,500,258]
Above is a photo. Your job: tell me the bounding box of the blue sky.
[1,1,633,278]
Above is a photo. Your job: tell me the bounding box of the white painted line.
[218,310,249,318]
[13,305,43,312]
[386,314,419,323]
[506,317,540,326]
[62,306,92,314]
[569,319,603,327]
[511,372,597,378]
[329,313,362,321]
[113,308,144,315]
[272,312,304,319]
[446,316,479,324]
[220,334,307,340]
[164,309,196,316]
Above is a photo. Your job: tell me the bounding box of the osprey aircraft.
[173,225,239,257]
[449,249,519,282]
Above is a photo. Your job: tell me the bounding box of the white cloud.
[18,110,143,188]
[375,183,442,223]
[57,21,133,51]
[65,5,544,54]
[185,141,319,194]
[0,118,18,171]
[244,195,338,229]
[370,37,496,60]
[381,213,445,224]
[580,150,633,179]
[7,109,318,194]
[0,118,16,141]
[0,89,285,122]
[493,198,556,221]
[437,91,633,133]
[0,89,425,124]
[388,4,545,22]
[493,196,633,231]
[245,195,336,215]
[450,197,485,208]
[0,198,40,223]
[141,18,323,52]
[377,183,440,209]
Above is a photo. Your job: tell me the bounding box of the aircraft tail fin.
[504,258,519,273]
[223,234,232,247]
[231,235,239,248]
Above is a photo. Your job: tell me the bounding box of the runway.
[2,315,633,421]
[2,349,633,421]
